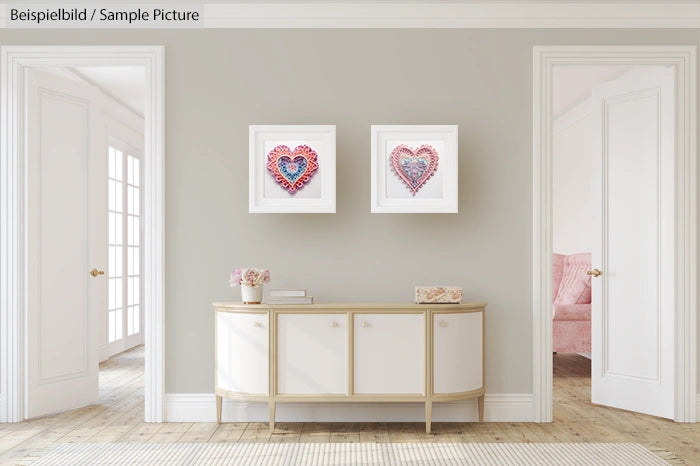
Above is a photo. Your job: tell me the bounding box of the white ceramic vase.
[241,285,263,304]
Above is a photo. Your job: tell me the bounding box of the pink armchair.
[552,253,592,353]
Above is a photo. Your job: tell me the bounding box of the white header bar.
[1,2,699,29]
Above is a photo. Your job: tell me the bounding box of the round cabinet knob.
[440,321,448,328]
[253,321,261,327]
[329,321,338,328]
[361,321,369,328]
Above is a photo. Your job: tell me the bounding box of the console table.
[213,302,486,433]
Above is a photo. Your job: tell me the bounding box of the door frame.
[0,46,165,423]
[532,46,697,422]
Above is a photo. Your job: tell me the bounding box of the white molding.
[201,2,700,29]
[532,46,697,423]
[0,46,165,423]
[165,393,533,423]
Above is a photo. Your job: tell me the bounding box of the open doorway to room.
[25,65,145,419]
[549,61,690,421]
[533,46,696,425]
[551,65,631,412]
[0,46,164,424]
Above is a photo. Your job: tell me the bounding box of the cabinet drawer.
[354,313,424,395]
[433,311,483,394]
[278,314,347,395]
[216,312,268,394]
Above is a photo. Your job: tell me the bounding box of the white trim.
[532,46,697,423]
[201,2,700,29]
[0,46,165,423]
[165,393,533,423]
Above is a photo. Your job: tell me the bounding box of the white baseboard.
[165,393,533,423]
[696,394,700,422]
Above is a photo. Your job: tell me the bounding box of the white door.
[26,69,105,418]
[277,314,346,394]
[354,313,424,394]
[590,66,675,419]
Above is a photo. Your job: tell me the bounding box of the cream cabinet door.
[433,312,483,394]
[354,313,424,394]
[216,312,268,394]
[277,314,346,394]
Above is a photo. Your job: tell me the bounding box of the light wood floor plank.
[238,422,272,443]
[208,423,247,443]
[299,422,331,443]
[179,423,219,443]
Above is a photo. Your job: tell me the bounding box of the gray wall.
[1,29,698,395]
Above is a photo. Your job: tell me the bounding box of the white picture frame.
[371,125,458,213]
[249,125,336,213]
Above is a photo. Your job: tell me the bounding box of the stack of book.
[264,289,314,305]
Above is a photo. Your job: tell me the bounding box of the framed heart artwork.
[249,125,336,213]
[371,125,458,213]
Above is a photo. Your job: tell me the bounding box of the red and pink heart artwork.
[389,144,439,195]
[266,144,319,194]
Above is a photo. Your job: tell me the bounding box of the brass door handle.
[587,268,603,277]
[90,268,105,277]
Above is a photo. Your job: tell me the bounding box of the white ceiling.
[72,66,145,117]
[552,65,632,118]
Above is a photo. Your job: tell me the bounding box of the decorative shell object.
[415,286,463,304]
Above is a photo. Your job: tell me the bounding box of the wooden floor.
[0,348,698,464]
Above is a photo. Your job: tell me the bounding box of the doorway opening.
[532,46,697,423]
[29,64,145,419]
[0,46,164,423]
[551,65,636,416]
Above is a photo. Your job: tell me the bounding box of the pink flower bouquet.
[229,267,271,288]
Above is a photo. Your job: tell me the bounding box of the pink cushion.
[554,253,592,305]
[552,253,565,300]
[553,303,591,321]
[553,320,591,353]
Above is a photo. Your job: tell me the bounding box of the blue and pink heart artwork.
[389,144,439,196]
[266,144,320,194]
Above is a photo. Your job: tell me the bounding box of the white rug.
[31,442,669,465]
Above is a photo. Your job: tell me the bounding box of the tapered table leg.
[425,400,432,434]
[216,395,222,423]
[269,400,276,431]
[478,395,484,423]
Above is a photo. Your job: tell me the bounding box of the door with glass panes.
[107,141,144,357]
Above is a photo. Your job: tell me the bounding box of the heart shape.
[266,145,319,194]
[389,144,439,196]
